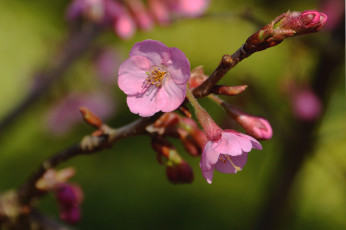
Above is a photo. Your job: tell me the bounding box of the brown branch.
[17,114,162,207]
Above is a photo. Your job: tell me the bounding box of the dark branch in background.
[254,14,345,230]
[0,23,102,133]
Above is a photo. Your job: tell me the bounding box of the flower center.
[145,65,169,88]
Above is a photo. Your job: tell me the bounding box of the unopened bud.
[79,107,103,128]
[179,117,207,148]
[223,104,272,140]
[60,205,81,224]
[188,66,208,89]
[244,10,327,54]
[177,128,201,156]
[56,184,81,206]
[211,85,248,96]
[166,160,194,184]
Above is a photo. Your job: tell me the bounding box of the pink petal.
[118,56,151,95]
[114,13,136,40]
[200,141,220,171]
[129,40,170,65]
[214,153,248,174]
[167,47,190,85]
[230,152,248,169]
[233,131,262,150]
[214,159,236,174]
[126,90,163,117]
[214,132,243,156]
[202,168,214,184]
[157,78,186,112]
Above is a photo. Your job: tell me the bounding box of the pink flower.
[292,89,322,121]
[200,130,262,184]
[168,0,210,17]
[118,40,190,117]
[104,0,137,39]
[46,92,115,135]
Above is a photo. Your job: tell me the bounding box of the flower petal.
[118,56,151,95]
[126,90,163,117]
[214,153,248,173]
[202,168,214,184]
[167,47,190,85]
[156,78,186,112]
[129,40,170,65]
[235,131,262,150]
[200,141,220,171]
[214,132,243,156]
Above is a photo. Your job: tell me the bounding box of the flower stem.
[186,88,222,140]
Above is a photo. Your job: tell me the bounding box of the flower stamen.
[145,65,169,88]
[225,155,242,172]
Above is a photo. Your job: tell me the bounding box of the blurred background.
[0,0,345,229]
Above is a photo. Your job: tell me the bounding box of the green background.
[0,0,345,229]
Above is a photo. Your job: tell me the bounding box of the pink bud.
[60,205,81,224]
[299,10,328,32]
[223,104,273,140]
[56,184,78,206]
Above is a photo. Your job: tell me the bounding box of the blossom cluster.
[66,0,210,39]
[117,39,273,183]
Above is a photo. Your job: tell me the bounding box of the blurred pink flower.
[118,40,190,117]
[104,0,137,39]
[55,184,84,224]
[168,0,210,17]
[148,0,171,25]
[200,130,262,184]
[66,0,104,22]
[292,89,322,121]
[94,48,122,83]
[46,92,115,135]
[127,0,154,31]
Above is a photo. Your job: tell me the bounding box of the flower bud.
[211,85,248,96]
[188,66,208,89]
[177,128,201,156]
[60,205,81,224]
[244,10,327,54]
[79,107,103,128]
[166,160,194,184]
[223,104,273,140]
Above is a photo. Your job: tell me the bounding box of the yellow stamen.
[145,66,168,88]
